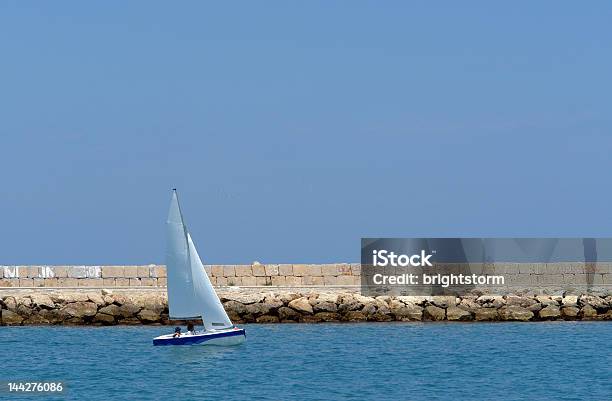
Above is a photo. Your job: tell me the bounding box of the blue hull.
[153,328,246,346]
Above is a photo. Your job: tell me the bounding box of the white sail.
[166,190,233,329]
[166,190,200,319]
[187,233,233,331]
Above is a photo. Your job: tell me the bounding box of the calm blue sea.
[0,322,610,401]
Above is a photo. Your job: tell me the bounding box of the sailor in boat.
[186,322,196,335]
[173,327,182,338]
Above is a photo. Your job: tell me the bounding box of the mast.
[166,189,233,330]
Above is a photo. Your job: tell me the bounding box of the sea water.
[0,322,610,401]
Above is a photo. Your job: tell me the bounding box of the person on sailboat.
[173,327,182,338]
[187,322,195,335]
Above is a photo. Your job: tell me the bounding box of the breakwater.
[2,263,611,325]
[1,289,611,326]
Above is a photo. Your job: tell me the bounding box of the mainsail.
[166,190,233,330]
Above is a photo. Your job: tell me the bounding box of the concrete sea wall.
[0,264,360,288]
[1,289,611,326]
[1,263,611,292]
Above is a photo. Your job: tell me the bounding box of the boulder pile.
[1,290,611,325]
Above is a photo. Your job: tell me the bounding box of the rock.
[313,301,337,313]
[498,306,533,321]
[299,314,322,323]
[505,296,538,309]
[143,295,166,314]
[599,310,612,320]
[579,305,597,319]
[337,297,362,312]
[111,294,130,306]
[277,292,301,304]
[315,312,341,322]
[50,292,89,304]
[239,313,256,323]
[278,307,300,321]
[316,293,340,304]
[117,318,141,325]
[138,309,161,323]
[391,305,423,321]
[430,296,455,308]
[374,300,391,315]
[535,296,559,306]
[221,293,265,305]
[227,311,241,322]
[245,303,272,316]
[458,298,480,312]
[30,294,55,309]
[477,295,505,308]
[16,304,33,317]
[343,311,367,322]
[39,309,63,324]
[87,292,105,306]
[580,295,608,311]
[389,299,405,310]
[369,313,393,322]
[527,303,543,313]
[424,305,446,321]
[489,298,506,309]
[538,306,561,320]
[446,306,473,321]
[562,295,578,306]
[551,295,563,303]
[101,289,113,296]
[118,303,141,318]
[16,296,32,308]
[397,296,430,306]
[561,306,579,318]
[2,296,17,310]
[64,317,84,325]
[353,294,376,305]
[474,308,498,321]
[361,303,377,316]
[256,315,279,323]
[94,313,116,324]
[59,302,98,318]
[288,297,313,314]
[223,301,247,315]
[98,304,121,316]
[23,314,50,325]
[262,296,283,310]
[47,293,63,304]
[1,310,24,325]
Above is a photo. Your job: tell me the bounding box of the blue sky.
[1,2,611,264]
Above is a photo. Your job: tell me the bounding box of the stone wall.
[1,289,611,326]
[1,263,611,292]
[0,264,360,288]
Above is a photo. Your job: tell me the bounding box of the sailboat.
[153,189,246,346]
